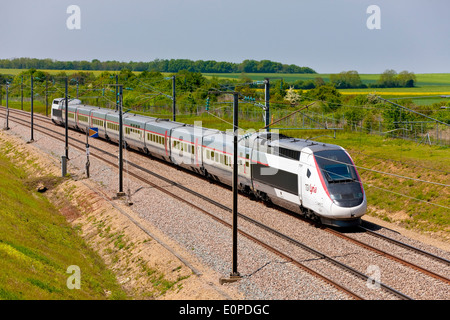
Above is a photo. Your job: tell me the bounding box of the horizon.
[2,57,449,76]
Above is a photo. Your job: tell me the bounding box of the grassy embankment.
[0,138,128,300]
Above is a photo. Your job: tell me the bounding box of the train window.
[224,156,228,166]
[191,145,195,154]
[278,147,300,160]
[79,115,88,123]
[314,150,357,183]
[211,151,214,159]
[220,154,224,164]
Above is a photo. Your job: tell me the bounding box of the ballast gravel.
[3,113,449,300]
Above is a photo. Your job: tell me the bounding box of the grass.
[0,139,128,300]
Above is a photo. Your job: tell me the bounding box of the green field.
[203,72,450,87]
[202,72,450,96]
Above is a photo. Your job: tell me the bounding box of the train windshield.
[314,150,358,183]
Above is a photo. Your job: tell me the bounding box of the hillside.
[0,136,128,299]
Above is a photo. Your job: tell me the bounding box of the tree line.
[329,70,416,88]
[287,70,417,90]
[0,58,316,74]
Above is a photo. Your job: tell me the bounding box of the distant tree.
[314,77,326,87]
[305,85,342,111]
[397,71,416,87]
[284,86,301,106]
[240,60,258,73]
[330,70,363,88]
[378,69,399,88]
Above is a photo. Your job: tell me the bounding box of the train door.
[298,162,303,205]
[238,150,245,176]
[300,151,314,211]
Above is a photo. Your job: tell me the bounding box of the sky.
[1,0,450,74]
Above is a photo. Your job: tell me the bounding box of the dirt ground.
[0,129,448,300]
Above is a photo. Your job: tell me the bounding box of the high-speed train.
[51,99,367,227]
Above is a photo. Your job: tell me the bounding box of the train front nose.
[320,198,366,227]
[329,195,367,219]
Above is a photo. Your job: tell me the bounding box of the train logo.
[305,184,317,194]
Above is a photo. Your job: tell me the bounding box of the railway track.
[2,106,449,300]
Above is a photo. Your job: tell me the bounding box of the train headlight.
[330,194,342,200]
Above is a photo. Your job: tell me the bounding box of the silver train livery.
[51,99,367,227]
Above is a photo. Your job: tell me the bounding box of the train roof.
[276,138,343,153]
[249,131,343,153]
[123,113,156,124]
[58,98,82,106]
